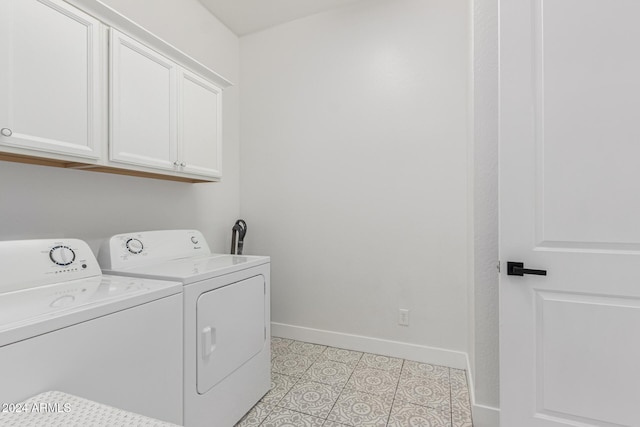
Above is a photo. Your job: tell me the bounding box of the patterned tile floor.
[236,337,473,427]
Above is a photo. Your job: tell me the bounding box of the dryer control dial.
[126,238,144,254]
[49,246,76,266]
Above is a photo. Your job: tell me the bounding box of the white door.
[110,29,178,171]
[500,1,640,426]
[0,0,102,160]
[178,69,222,178]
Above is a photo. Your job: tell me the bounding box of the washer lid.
[104,254,270,285]
[0,274,182,348]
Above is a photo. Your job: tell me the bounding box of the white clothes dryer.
[0,238,183,424]
[98,230,271,427]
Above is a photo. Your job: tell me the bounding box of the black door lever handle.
[507,262,547,276]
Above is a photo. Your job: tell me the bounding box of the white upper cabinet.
[0,0,231,182]
[109,29,178,171]
[0,0,103,160]
[110,30,225,179]
[179,69,223,178]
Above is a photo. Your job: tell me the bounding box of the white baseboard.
[471,404,500,427]
[272,322,501,426]
[465,354,500,426]
[271,322,468,369]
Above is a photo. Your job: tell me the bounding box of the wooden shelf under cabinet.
[0,153,213,184]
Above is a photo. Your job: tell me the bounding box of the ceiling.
[198,0,364,36]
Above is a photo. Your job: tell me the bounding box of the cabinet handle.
[173,161,180,167]
[1,128,12,137]
[180,162,186,167]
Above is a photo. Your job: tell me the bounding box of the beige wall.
[240,0,470,352]
[473,0,500,411]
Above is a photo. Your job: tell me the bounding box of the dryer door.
[196,275,266,394]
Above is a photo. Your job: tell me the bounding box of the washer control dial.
[126,238,144,254]
[49,246,75,266]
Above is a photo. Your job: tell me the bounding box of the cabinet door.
[0,0,102,160]
[110,29,177,171]
[178,69,222,178]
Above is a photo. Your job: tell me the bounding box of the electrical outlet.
[398,309,409,326]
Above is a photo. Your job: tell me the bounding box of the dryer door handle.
[202,326,217,358]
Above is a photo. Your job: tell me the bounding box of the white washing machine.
[98,229,271,427]
[0,238,184,424]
